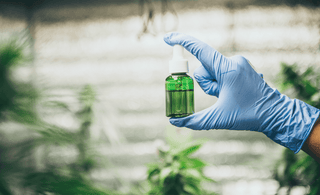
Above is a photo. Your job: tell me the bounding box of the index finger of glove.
[164,32,226,80]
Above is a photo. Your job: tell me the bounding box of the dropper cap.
[169,44,189,74]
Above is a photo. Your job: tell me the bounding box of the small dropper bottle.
[165,45,194,117]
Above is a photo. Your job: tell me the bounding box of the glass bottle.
[166,73,194,117]
[165,44,194,117]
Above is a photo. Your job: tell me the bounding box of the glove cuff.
[261,94,320,153]
[295,110,320,153]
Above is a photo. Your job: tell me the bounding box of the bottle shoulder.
[165,75,173,80]
[166,73,192,79]
[166,74,193,83]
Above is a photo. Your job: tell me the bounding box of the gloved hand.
[164,32,320,154]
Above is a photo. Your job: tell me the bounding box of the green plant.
[274,62,320,195]
[22,85,111,195]
[0,33,118,195]
[144,126,217,195]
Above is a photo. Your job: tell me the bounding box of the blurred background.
[0,0,320,194]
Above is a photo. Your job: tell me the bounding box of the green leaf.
[301,67,314,79]
[183,183,201,195]
[159,167,172,186]
[199,172,216,183]
[42,101,71,112]
[35,126,77,146]
[0,40,23,68]
[171,139,207,156]
[177,144,202,157]
[165,154,173,164]
[171,161,181,174]
[180,158,207,169]
[146,162,161,172]
[302,80,318,96]
[147,167,160,183]
[181,169,202,181]
[79,85,96,107]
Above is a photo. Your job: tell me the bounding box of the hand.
[164,32,320,154]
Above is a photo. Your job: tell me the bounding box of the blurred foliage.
[274,62,320,195]
[0,35,36,122]
[133,126,217,195]
[0,34,119,194]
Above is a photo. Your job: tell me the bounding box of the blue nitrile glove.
[164,32,320,154]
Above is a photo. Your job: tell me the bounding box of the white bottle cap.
[169,44,189,74]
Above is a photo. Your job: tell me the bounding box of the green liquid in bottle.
[166,73,194,117]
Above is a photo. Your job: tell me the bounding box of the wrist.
[302,116,320,163]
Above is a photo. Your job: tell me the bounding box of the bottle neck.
[171,72,187,76]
